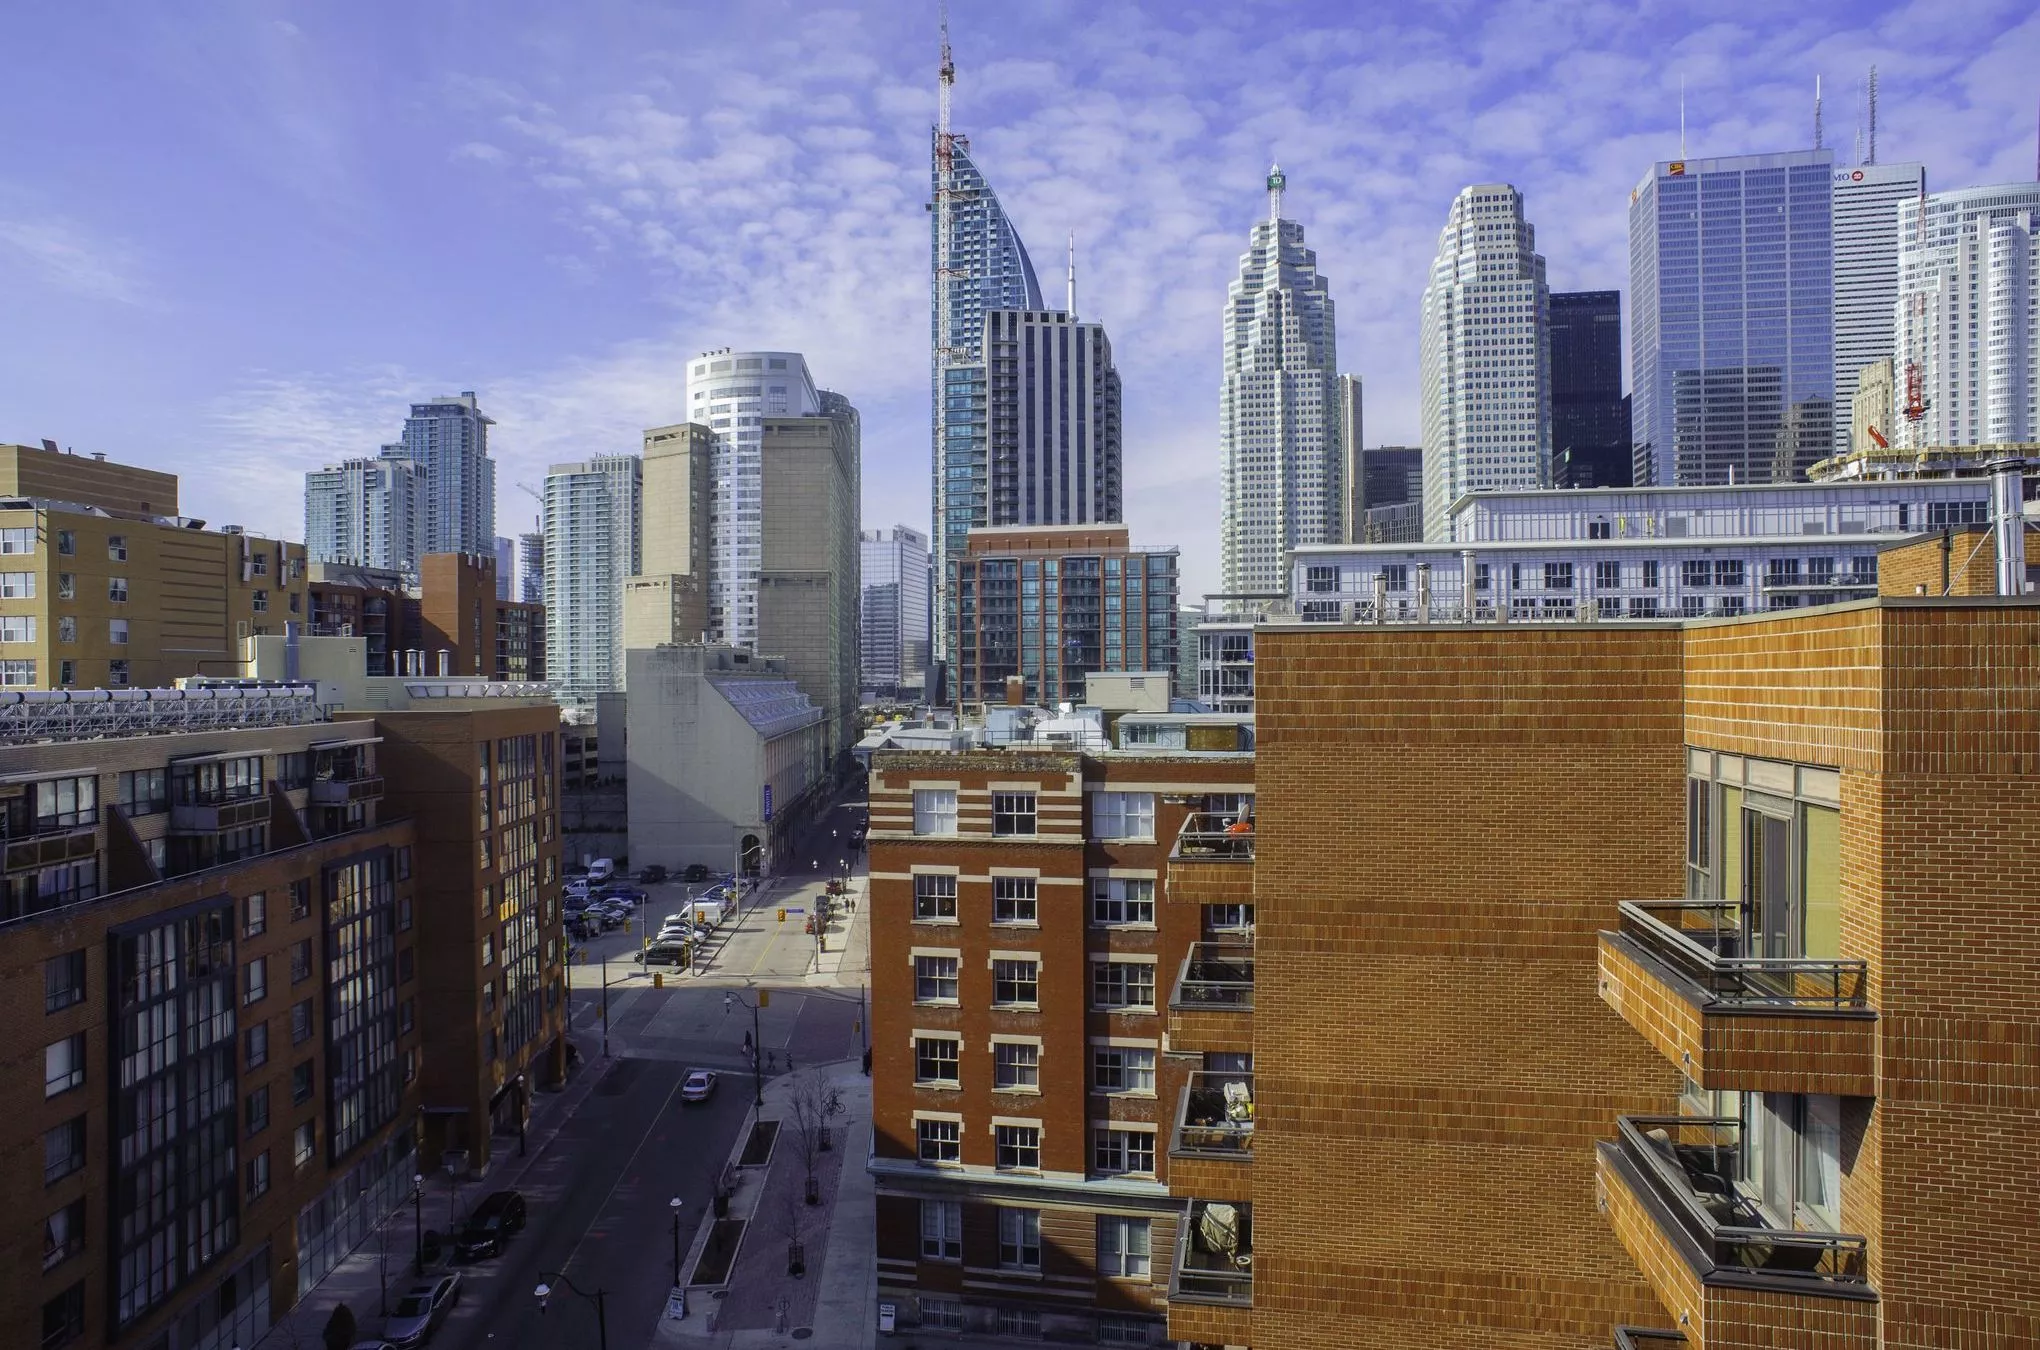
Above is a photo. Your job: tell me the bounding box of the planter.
[805,1176,820,1206]
[787,1240,805,1277]
[819,1126,832,1153]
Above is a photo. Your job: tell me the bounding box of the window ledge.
[992,1086,1043,1096]
[991,1003,1041,1013]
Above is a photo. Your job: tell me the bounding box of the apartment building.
[308,562,405,676]
[414,552,545,683]
[867,746,1253,1344]
[0,690,423,1350]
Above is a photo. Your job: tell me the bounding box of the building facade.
[947,525,1179,709]
[759,397,862,760]
[984,309,1122,528]
[1895,182,2040,449]
[625,422,716,653]
[1336,374,1364,543]
[932,133,1047,665]
[302,451,428,583]
[308,562,405,677]
[414,553,545,684]
[1550,290,1631,488]
[517,531,543,605]
[399,393,496,557]
[1420,183,1553,538]
[1851,357,1897,456]
[542,454,642,704]
[862,525,933,699]
[1630,150,1836,486]
[1831,161,1926,454]
[1219,167,1343,592]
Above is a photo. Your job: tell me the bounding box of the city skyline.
[2,5,2035,600]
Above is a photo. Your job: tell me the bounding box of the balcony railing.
[309,774,384,806]
[1614,1116,1869,1286]
[1170,1200,1252,1305]
[1173,1072,1254,1157]
[170,797,270,833]
[1617,901,1869,1008]
[1172,943,1254,1010]
[1173,811,1254,861]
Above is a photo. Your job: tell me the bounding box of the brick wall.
[1877,529,1997,598]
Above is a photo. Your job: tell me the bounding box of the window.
[482,981,496,1013]
[397,895,413,931]
[107,659,128,686]
[993,875,1037,923]
[1,659,37,686]
[252,552,268,576]
[398,948,414,983]
[117,768,167,816]
[916,1117,960,1163]
[1091,961,1156,1010]
[1098,1216,1152,1278]
[914,1037,960,1086]
[1381,564,1409,592]
[245,1021,268,1069]
[252,589,268,613]
[1643,560,1661,589]
[993,1041,1039,1090]
[399,999,415,1034]
[0,615,37,642]
[920,1200,962,1260]
[244,892,266,937]
[993,958,1039,1007]
[1594,560,1621,591]
[290,878,311,921]
[1304,564,1338,593]
[912,873,957,921]
[42,1282,86,1349]
[290,999,313,1044]
[108,576,128,602]
[1544,562,1574,591]
[997,1208,1041,1270]
[290,939,312,983]
[57,572,74,598]
[245,1086,270,1136]
[992,792,1037,836]
[246,1151,270,1200]
[1093,1046,1157,1095]
[107,618,128,645]
[995,1124,1041,1170]
[481,934,495,965]
[914,955,959,1002]
[0,527,33,554]
[1091,877,1156,926]
[921,1299,964,1331]
[1092,791,1155,840]
[43,1200,85,1270]
[58,660,73,685]
[1680,559,1711,588]
[44,950,86,1012]
[43,1116,86,1185]
[293,1121,315,1167]
[291,1060,314,1104]
[107,535,127,561]
[912,788,957,835]
[45,1034,85,1097]
[243,957,267,1006]
[1713,559,1744,589]
[1094,1128,1156,1176]
[1588,519,1613,539]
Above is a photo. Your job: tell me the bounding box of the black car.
[453,1190,527,1261]
[683,863,711,883]
[637,865,669,884]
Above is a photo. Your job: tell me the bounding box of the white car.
[681,1069,718,1102]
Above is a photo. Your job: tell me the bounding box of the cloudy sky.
[2,1,2034,598]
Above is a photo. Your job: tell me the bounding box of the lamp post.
[534,1273,608,1350]
[515,1073,528,1157]
[723,989,766,1106]
[669,1197,684,1287]
[411,1172,424,1274]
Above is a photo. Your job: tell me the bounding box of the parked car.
[587,858,616,884]
[681,1069,718,1102]
[385,1274,462,1347]
[635,941,690,967]
[453,1190,527,1261]
[682,863,711,883]
[565,917,593,942]
[637,865,669,884]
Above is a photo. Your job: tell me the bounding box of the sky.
[1,1,2035,601]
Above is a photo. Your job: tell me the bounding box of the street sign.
[762,784,774,821]
[666,1286,687,1320]
[785,906,806,915]
[878,1303,896,1333]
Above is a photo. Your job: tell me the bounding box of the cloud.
[0,217,146,304]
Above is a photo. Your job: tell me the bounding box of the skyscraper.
[1419,184,1552,537]
[684,350,820,649]
[861,525,932,698]
[493,537,515,600]
[303,449,428,582]
[1895,183,2040,448]
[758,392,862,758]
[542,454,641,706]
[623,422,715,651]
[1832,162,1927,454]
[1219,166,1343,591]
[400,391,497,555]
[1629,151,1836,486]
[1549,290,1631,488]
[983,309,1121,526]
[1337,374,1364,541]
[518,530,544,604]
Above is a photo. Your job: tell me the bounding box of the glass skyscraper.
[400,391,497,555]
[1629,150,1835,487]
[1549,291,1631,488]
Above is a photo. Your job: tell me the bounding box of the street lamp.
[411,1172,424,1274]
[668,1197,685,1287]
[723,989,766,1106]
[515,1074,528,1157]
[535,1273,608,1350]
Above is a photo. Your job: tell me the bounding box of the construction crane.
[1902,187,1931,425]
[931,0,972,367]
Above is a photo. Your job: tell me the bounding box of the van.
[587,858,616,884]
[692,900,727,929]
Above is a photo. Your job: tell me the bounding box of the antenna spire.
[938,0,954,139]
[1814,74,1823,151]
[1679,77,1687,158]
[1267,163,1286,223]
[1867,64,1878,164]
[1066,232,1076,317]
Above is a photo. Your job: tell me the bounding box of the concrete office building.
[1337,374,1365,542]
[983,309,1122,527]
[543,454,642,705]
[1895,182,2040,448]
[862,525,933,699]
[1550,290,1631,488]
[623,644,828,878]
[302,450,428,582]
[684,351,820,649]
[1831,161,1926,453]
[399,392,497,557]
[1630,151,1836,486]
[624,422,716,652]
[1420,184,1553,538]
[759,395,862,759]
[1219,167,1344,592]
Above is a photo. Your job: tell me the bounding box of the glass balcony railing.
[1170,1200,1252,1305]
[1172,811,1253,861]
[1617,901,1869,1008]
[1173,1072,1254,1157]
[1614,1115,1869,1286]
[1171,943,1254,1010]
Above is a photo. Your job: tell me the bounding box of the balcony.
[308,774,384,806]
[1172,943,1253,1010]
[1598,1116,1875,1348]
[1,812,98,874]
[1173,1071,1255,1158]
[170,796,270,833]
[1171,811,1254,861]
[1170,1200,1252,1306]
[1598,901,1876,1096]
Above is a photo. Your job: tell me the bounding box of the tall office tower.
[1832,162,1927,453]
[983,310,1122,526]
[1419,184,1552,538]
[1356,445,1426,542]
[303,449,428,581]
[1219,166,1342,589]
[932,118,1046,665]
[1629,151,1836,486]
[541,453,642,706]
[624,422,716,650]
[1895,183,2040,448]
[861,525,933,698]
[400,391,497,555]
[518,530,544,604]
[1550,291,1631,488]
[1337,374,1364,541]
[493,537,515,600]
[758,392,862,759]
[684,350,820,648]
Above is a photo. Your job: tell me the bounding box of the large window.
[1098,1216,1151,1278]
[912,873,957,921]
[1093,1128,1156,1177]
[991,792,1037,836]
[994,1124,1041,1171]
[1092,1046,1156,1095]
[920,1200,961,1260]
[1092,791,1155,840]
[1091,961,1156,1011]
[992,1041,1039,1090]
[44,1034,86,1097]
[44,950,85,1012]
[997,1208,1041,1270]
[992,875,1037,924]
[992,958,1038,1007]
[915,1117,960,1163]
[914,1036,960,1086]
[1091,877,1155,927]
[913,955,958,1003]
[912,788,957,836]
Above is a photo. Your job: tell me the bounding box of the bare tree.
[784,1071,833,1205]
